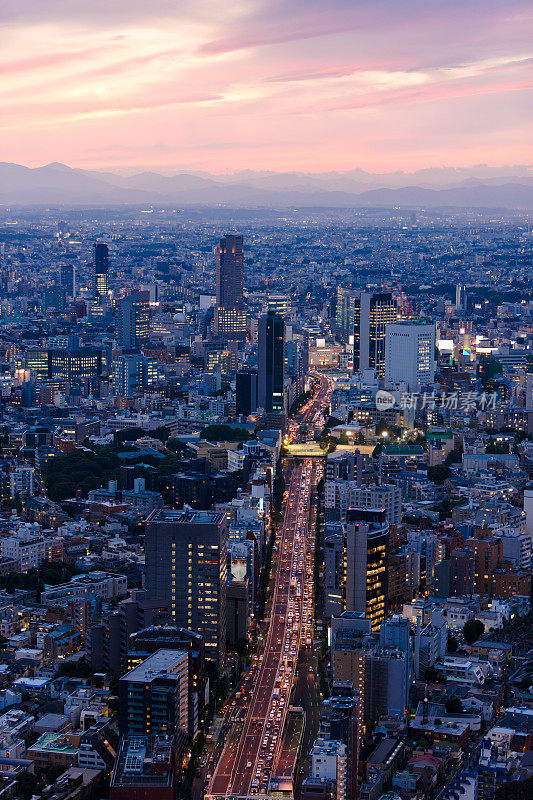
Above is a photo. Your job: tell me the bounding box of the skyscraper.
[258,311,285,413]
[59,264,76,298]
[112,352,157,397]
[236,369,258,416]
[93,242,109,299]
[117,291,150,349]
[345,508,388,632]
[357,291,397,375]
[145,509,228,667]
[118,649,189,738]
[214,234,246,337]
[384,320,436,390]
[336,286,358,343]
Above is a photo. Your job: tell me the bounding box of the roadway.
[205,373,334,799]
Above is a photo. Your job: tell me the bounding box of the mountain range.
[0,162,532,209]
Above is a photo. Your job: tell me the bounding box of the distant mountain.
[0,162,151,204]
[0,162,532,209]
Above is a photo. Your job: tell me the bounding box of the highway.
[205,374,333,799]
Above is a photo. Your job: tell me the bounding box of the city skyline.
[1,0,531,172]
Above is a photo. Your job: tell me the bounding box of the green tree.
[445,696,463,714]
[447,634,458,653]
[463,618,484,644]
[428,464,452,484]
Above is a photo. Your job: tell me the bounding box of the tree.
[201,424,251,443]
[445,696,463,714]
[463,618,484,644]
[428,464,452,484]
[447,634,458,653]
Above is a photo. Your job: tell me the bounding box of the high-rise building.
[335,286,358,344]
[42,285,66,311]
[26,346,103,385]
[267,293,290,317]
[214,234,246,337]
[145,509,228,667]
[118,649,188,741]
[384,320,436,390]
[236,369,258,416]
[60,264,76,298]
[345,508,388,631]
[117,291,150,349]
[93,242,109,299]
[357,291,397,375]
[464,534,503,595]
[310,739,347,800]
[127,625,205,742]
[258,311,285,413]
[112,352,157,397]
[325,531,344,618]
[379,615,414,706]
[449,547,475,596]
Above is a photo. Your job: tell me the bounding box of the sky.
[0,0,531,173]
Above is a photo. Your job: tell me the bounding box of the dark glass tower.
[59,264,76,298]
[93,242,109,299]
[214,234,246,337]
[258,311,285,413]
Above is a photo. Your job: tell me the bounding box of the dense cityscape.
[0,205,527,800]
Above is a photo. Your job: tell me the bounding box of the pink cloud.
[0,0,530,172]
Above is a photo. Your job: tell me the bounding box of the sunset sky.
[1,0,531,173]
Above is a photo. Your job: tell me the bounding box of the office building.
[326,483,402,526]
[112,352,157,397]
[336,286,358,344]
[357,291,397,375]
[345,509,388,631]
[325,532,344,618]
[43,285,66,311]
[119,649,188,742]
[26,346,103,385]
[310,738,347,800]
[449,548,475,596]
[464,534,503,595]
[9,466,35,500]
[117,291,150,349]
[145,509,228,667]
[379,615,414,704]
[414,611,447,679]
[267,293,290,317]
[214,234,246,337]
[128,626,205,742]
[236,369,258,416]
[258,311,285,413]
[93,242,109,299]
[59,264,76,298]
[1,526,44,570]
[384,321,436,390]
[110,735,177,800]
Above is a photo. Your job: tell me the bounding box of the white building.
[496,527,531,570]
[1,529,46,572]
[384,321,436,390]
[311,738,347,800]
[414,611,447,680]
[438,656,491,686]
[40,571,128,605]
[10,466,35,498]
[325,481,401,525]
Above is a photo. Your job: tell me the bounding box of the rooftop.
[149,508,226,526]
[121,649,187,683]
